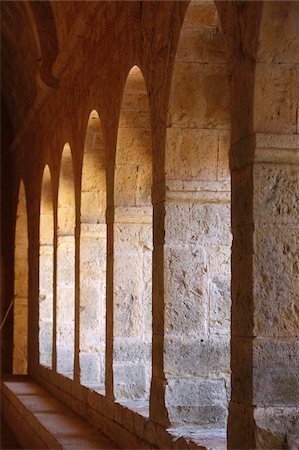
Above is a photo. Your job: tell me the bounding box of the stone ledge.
[33,366,228,450]
[168,426,226,450]
[1,375,117,450]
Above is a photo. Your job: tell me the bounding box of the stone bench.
[1,376,117,449]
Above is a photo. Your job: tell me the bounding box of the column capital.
[231,132,299,170]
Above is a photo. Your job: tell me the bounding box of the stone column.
[106,205,114,400]
[13,200,28,375]
[74,222,80,383]
[228,133,299,449]
[52,217,58,372]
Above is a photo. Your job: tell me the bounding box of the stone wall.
[1,0,298,448]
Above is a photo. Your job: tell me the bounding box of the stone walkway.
[1,377,118,449]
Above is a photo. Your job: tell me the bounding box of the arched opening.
[113,66,153,412]
[79,111,107,391]
[13,180,28,374]
[39,165,54,367]
[164,0,231,430]
[56,144,75,378]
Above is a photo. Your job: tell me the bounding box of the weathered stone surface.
[253,339,299,406]
[254,224,299,338]
[166,378,228,426]
[254,407,299,450]
[164,336,230,377]
[114,340,152,363]
[254,164,299,223]
[254,63,298,134]
[165,202,231,245]
[80,353,104,386]
[114,363,150,401]
[166,128,219,180]
[3,0,298,448]
[164,245,209,335]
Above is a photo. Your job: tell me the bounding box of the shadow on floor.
[1,416,21,449]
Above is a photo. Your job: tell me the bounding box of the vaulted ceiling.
[1,1,89,144]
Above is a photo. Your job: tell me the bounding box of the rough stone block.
[114,363,150,401]
[39,294,54,321]
[175,1,226,65]
[81,191,105,223]
[56,346,74,374]
[80,352,103,386]
[167,63,229,130]
[57,241,75,286]
[164,245,209,335]
[255,63,298,134]
[164,336,230,377]
[254,406,299,450]
[166,128,218,180]
[113,339,151,363]
[253,163,299,224]
[253,338,299,406]
[209,275,231,334]
[57,286,75,321]
[39,253,54,293]
[254,224,299,337]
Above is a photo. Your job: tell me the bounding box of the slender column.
[13,199,28,375]
[105,163,115,399]
[74,222,80,383]
[228,133,299,449]
[52,211,58,372]
[150,180,171,427]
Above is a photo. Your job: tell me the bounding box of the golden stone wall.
[1,1,298,448]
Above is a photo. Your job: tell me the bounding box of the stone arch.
[39,165,54,368]
[113,65,153,410]
[56,144,75,378]
[13,180,28,374]
[79,111,107,391]
[164,0,231,428]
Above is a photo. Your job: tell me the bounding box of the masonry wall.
[1,1,298,449]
